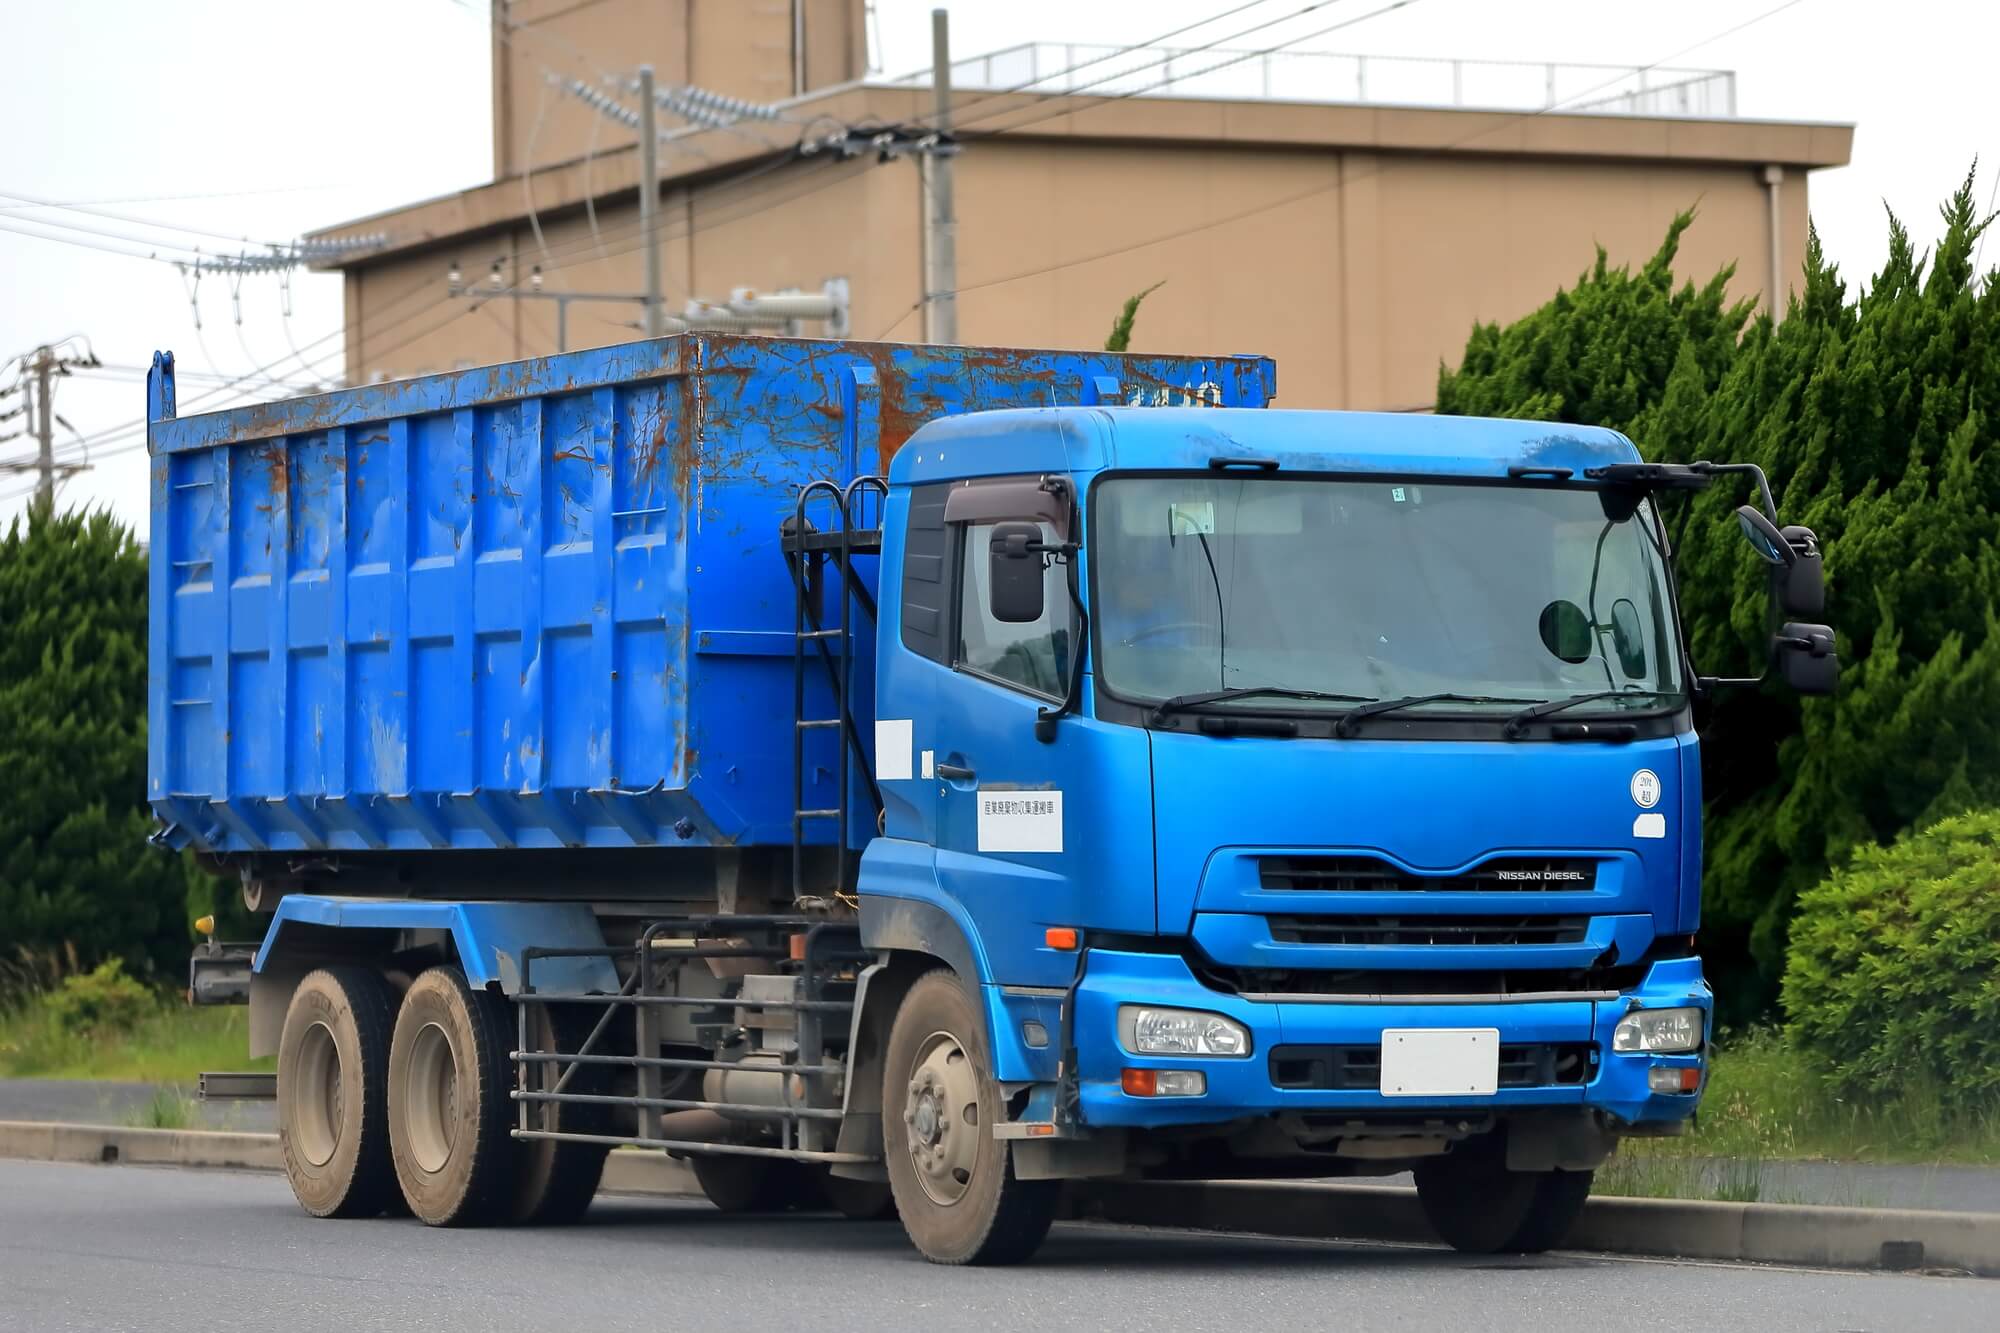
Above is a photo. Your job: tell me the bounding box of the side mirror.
[1609,598,1648,679]
[1735,505,1793,567]
[1774,622,1838,695]
[987,521,1046,624]
[1777,525,1824,617]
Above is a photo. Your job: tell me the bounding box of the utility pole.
[923,7,959,344]
[2,343,99,506]
[32,347,53,505]
[638,64,665,338]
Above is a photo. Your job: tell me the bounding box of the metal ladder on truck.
[781,476,888,908]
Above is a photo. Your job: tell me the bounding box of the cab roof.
[890,407,1640,485]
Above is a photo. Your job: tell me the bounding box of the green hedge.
[1782,808,2000,1112]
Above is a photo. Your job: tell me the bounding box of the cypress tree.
[0,500,219,985]
[1437,174,2000,1013]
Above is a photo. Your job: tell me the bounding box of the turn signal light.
[1120,1068,1206,1097]
[1647,1066,1702,1094]
[194,915,215,937]
[1045,927,1079,951]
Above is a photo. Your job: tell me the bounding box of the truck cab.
[857,405,1830,1259]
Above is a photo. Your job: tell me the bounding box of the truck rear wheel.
[387,966,516,1226]
[276,966,398,1218]
[819,1168,897,1221]
[691,1155,812,1212]
[882,969,1058,1265]
[509,1003,610,1226]
[1413,1139,1594,1254]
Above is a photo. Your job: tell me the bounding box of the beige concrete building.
[308,2,1853,412]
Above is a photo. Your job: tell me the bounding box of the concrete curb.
[1077,1180,2000,1277]
[4,1121,1992,1277]
[0,1120,281,1172]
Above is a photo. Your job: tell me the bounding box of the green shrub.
[1782,808,2000,1112]
[42,958,155,1038]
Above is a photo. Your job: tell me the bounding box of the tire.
[276,966,399,1218]
[1414,1138,1594,1254]
[882,969,1058,1265]
[691,1155,812,1213]
[387,965,517,1226]
[509,1003,611,1226]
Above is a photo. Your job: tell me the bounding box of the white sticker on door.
[874,719,913,781]
[976,791,1064,853]
[1633,812,1667,839]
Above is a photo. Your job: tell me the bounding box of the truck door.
[927,476,1153,989]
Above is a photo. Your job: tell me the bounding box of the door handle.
[935,762,976,781]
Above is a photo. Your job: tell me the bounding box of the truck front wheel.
[882,969,1058,1265]
[1413,1138,1593,1254]
[387,966,517,1226]
[276,966,399,1218]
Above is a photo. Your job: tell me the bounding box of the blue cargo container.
[148,336,1272,858]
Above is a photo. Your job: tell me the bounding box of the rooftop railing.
[891,42,1737,119]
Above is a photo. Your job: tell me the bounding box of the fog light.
[1614,1006,1704,1053]
[1120,1068,1206,1097]
[1648,1066,1702,1094]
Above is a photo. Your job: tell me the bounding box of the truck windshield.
[1091,475,1683,718]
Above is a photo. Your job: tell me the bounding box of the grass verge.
[0,998,270,1084]
[1646,1028,2000,1168]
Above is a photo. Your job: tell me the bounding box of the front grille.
[1267,915,1590,947]
[1259,855,1600,893]
[1194,959,1649,999]
[1269,1042,1597,1091]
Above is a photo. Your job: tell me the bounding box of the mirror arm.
[1694,461,1781,525]
[1035,549,1089,744]
[1694,673,1765,699]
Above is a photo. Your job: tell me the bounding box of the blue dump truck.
[154,335,1836,1264]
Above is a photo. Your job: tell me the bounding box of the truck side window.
[956,520,1073,699]
[900,482,953,664]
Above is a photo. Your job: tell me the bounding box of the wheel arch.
[249,897,615,1059]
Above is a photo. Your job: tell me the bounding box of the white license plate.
[1379,1028,1500,1097]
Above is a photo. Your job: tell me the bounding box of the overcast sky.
[1,0,1993,536]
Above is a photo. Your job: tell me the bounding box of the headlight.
[1118,1006,1251,1058]
[1613,1006,1704,1054]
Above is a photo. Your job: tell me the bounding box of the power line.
[0,187,303,249]
[879,0,1814,336]
[35,7,1344,463]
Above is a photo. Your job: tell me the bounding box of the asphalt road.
[7,1079,1998,1214]
[0,1160,1988,1332]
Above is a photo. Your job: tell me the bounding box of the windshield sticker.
[977,791,1064,854]
[874,719,913,781]
[1630,769,1662,808]
[1633,812,1667,839]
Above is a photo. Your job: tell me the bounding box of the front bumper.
[1070,948,1710,1131]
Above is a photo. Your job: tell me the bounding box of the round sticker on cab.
[1630,769,1662,809]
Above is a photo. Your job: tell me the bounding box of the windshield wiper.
[1151,685,1375,724]
[1503,689,1684,737]
[1333,692,1547,738]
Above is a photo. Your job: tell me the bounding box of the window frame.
[1083,466,1696,741]
[946,481,1079,705]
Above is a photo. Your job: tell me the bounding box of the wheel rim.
[902,1029,981,1207]
[405,1021,459,1175]
[292,1021,342,1168]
